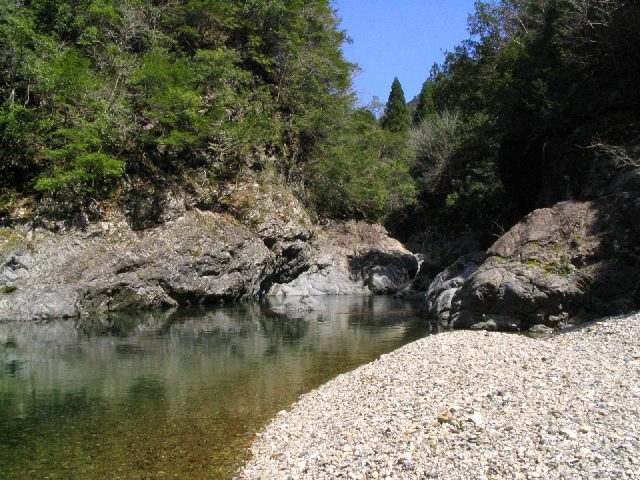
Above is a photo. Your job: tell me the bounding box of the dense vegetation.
[1,0,639,235]
[395,0,640,249]
[0,0,415,221]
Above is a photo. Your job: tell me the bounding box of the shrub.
[410,110,461,196]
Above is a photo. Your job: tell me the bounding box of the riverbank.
[239,313,640,479]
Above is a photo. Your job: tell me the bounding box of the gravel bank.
[238,314,640,479]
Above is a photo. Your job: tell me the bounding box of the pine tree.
[412,79,435,126]
[381,78,410,133]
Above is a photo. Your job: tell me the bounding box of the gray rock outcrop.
[0,210,273,321]
[266,222,419,298]
[0,184,419,322]
[217,182,314,286]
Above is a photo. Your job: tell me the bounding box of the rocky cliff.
[0,183,419,322]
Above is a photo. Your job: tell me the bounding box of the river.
[0,296,429,479]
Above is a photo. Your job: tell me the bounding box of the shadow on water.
[0,296,428,479]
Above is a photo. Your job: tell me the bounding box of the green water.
[0,296,429,479]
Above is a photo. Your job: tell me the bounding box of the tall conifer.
[381,78,410,133]
[412,79,435,126]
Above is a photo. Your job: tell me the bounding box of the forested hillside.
[2,0,639,245]
[398,0,640,252]
[0,0,415,222]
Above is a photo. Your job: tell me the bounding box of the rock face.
[267,222,419,298]
[428,171,640,330]
[0,211,273,321]
[217,182,314,287]
[425,252,486,325]
[0,184,419,322]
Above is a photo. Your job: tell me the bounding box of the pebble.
[238,313,640,479]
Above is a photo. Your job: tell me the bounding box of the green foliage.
[412,80,436,126]
[35,152,123,193]
[0,0,377,217]
[401,0,640,243]
[410,111,461,195]
[34,120,123,194]
[381,78,411,134]
[310,108,416,221]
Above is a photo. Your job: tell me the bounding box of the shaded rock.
[529,324,554,336]
[425,252,486,325]
[431,171,640,330]
[350,250,419,294]
[267,222,418,297]
[121,180,186,230]
[406,229,482,291]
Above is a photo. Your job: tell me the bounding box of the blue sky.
[333,0,477,105]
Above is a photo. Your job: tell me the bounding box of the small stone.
[529,324,554,335]
[559,428,578,440]
[578,424,591,434]
[239,313,640,479]
[468,412,485,427]
[437,411,456,425]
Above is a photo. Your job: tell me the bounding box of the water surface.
[0,296,428,479]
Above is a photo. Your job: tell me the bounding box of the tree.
[0,1,355,201]
[310,107,416,220]
[381,78,410,134]
[412,79,435,126]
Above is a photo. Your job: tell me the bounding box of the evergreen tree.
[381,78,410,133]
[412,79,435,126]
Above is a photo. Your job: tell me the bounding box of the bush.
[410,110,461,196]
[35,152,123,194]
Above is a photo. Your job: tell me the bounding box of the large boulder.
[267,222,419,297]
[428,174,640,330]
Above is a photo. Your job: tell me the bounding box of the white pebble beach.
[239,313,640,479]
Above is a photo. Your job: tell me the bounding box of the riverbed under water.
[0,296,429,479]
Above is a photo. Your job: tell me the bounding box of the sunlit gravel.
[239,313,640,479]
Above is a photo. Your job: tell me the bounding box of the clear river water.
[0,296,429,479]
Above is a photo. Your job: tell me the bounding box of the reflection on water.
[0,296,429,479]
